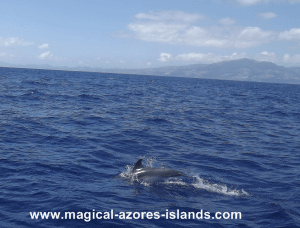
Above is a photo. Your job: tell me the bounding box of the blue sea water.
[0,67,299,228]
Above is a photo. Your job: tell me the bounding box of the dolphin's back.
[131,159,184,181]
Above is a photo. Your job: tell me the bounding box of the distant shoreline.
[1,58,300,85]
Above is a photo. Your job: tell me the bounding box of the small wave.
[191,175,249,196]
[146,117,169,123]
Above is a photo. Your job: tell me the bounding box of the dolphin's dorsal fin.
[133,159,143,171]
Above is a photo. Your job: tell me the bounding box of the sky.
[1,0,300,69]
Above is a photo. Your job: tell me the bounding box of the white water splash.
[119,161,249,197]
[145,157,156,168]
[140,180,151,187]
[119,164,137,181]
[191,175,249,196]
[163,178,189,186]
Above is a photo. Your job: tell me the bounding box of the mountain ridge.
[1,58,300,84]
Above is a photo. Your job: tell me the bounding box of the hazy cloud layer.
[283,53,300,63]
[219,17,236,25]
[279,28,300,40]
[38,51,66,62]
[256,51,277,62]
[128,11,276,49]
[38,43,50,49]
[0,37,33,47]
[135,11,204,23]
[236,0,267,6]
[259,12,277,19]
[236,0,300,5]
[158,52,247,63]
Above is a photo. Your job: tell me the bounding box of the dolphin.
[131,159,185,181]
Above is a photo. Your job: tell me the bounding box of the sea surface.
[0,67,299,228]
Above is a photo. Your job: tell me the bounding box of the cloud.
[158,52,247,63]
[37,51,67,61]
[128,11,275,48]
[119,60,126,64]
[0,37,33,47]
[256,51,277,62]
[135,10,203,23]
[278,28,300,40]
[260,51,276,56]
[158,53,172,62]
[235,27,275,47]
[38,43,49,49]
[219,17,235,25]
[236,0,300,5]
[128,22,190,44]
[236,0,268,5]
[0,52,7,57]
[38,51,53,59]
[259,12,277,19]
[176,52,247,63]
[238,27,273,39]
[283,53,300,63]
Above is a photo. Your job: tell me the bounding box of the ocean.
[0,67,299,227]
